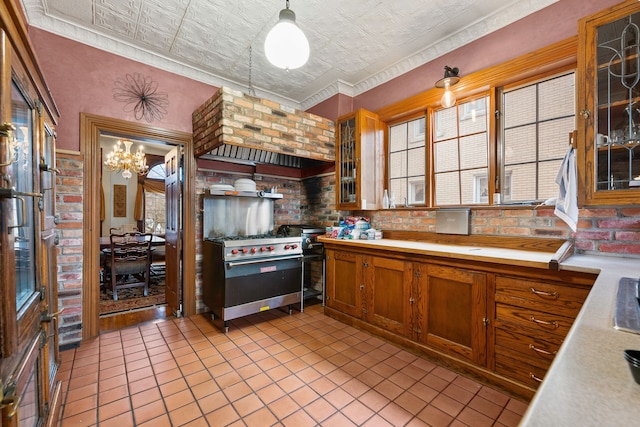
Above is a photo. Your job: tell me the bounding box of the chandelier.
[104,139,148,179]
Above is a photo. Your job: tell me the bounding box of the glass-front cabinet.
[0,0,61,425]
[335,109,384,210]
[579,1,640,205]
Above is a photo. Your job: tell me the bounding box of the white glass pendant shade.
[440,82,456,108]
[264,7,309,70]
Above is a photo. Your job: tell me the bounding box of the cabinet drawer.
[495,276,589,318]
[495,353,547,389]
[495,327,560,371]
[496,304,575,337]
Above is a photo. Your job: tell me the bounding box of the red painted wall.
[308,0,622,120]
[28,29,218,151]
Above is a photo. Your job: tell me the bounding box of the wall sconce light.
[264,0,309,70]
[435,66,460,108]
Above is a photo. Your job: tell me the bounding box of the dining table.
[99,234,165,250]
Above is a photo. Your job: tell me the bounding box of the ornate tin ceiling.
[20,0,557,109]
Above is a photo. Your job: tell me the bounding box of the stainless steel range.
[201,189,303,332]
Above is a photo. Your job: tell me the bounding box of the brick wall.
[192,86,335,162]
[55,152,85,344]
[358,206,640,257]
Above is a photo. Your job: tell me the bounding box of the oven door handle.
[226,255,302,268]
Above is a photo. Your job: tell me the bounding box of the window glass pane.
[539,73,575,120]
[434,107,457,141]
[409,178,426,204]
[12,82,36,310]
[144,190,166,234]
[506,164,537,201]
[460,134,488,170]
[390,178,407,206]
[539,159,563,200]
[388,117,426,206]
[407,147,425,176]
[461,169,488,204]
[389,151,407,178]
[539,117,575,161]
[433,95,490,206]
[435,172,460,205]
[504,125,537,165]
[459,98,488,135]
[504,85,536,128]
[434,139,458,173]
[389,122,407,152]
[502,72,575,202]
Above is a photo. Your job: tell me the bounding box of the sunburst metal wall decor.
[113,73,169,123]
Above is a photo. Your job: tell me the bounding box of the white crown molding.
[22,0,557,111]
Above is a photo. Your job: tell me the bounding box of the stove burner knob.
[269,246,275,251]
[242,248,249,254]
[284,245,290,250]
[260,247,267,252]
[251,247,257,253]
[231,249,239,255]
[292,244,298,249]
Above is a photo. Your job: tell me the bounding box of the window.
[389,117,426,205]
[432,96,490,206]
[502,72,575,203]
[144,163,166,234]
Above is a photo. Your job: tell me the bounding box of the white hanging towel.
[554,146,578,232]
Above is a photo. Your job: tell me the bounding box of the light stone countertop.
[320,237,640,425]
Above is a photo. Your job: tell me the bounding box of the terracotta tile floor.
[56,304,528,426]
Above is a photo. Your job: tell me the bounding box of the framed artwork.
[113,184,127,217]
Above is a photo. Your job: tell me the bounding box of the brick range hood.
[193,86,335,168]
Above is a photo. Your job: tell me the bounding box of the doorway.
[81,113,197,339]
[99,135,170,318]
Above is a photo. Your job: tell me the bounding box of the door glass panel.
[12,81,36,310]
[595,11,640,190]
[19,365,40,427]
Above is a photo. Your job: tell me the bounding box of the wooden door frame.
[80,113,196,339]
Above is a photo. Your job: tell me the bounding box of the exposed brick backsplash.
[192,86,335,161]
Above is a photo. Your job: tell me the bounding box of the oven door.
[224,256,302,307]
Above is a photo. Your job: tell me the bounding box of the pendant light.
[435,66,460,108]
[264,0,309,70]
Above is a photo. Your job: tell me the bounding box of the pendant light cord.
[248,46,256,96]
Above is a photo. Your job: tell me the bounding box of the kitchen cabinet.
[325,249,363,318]
[493,275,590,388]
[0,0,61,425]
[335,108,384,210]
[326,245,487,364]
[578,1,640,205]
[417,264,487,366]
[321,237,596,399]
[363,255,412,336]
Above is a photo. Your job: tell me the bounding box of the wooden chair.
[104,232,153,300]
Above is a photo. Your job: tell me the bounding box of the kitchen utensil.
[624,349,640,384]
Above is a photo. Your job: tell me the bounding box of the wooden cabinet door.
[423,264,487,366]
[335,109,384,210]
[578,1,640,205]
[325,249,362,318]
[363,255,412,335]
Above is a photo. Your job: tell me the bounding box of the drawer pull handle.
[529,316,558,328]
[529,344,557,356]
[530,287,559,299]
[529,372,544,383]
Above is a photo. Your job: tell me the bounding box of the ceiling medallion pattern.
[113,73,169,122]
